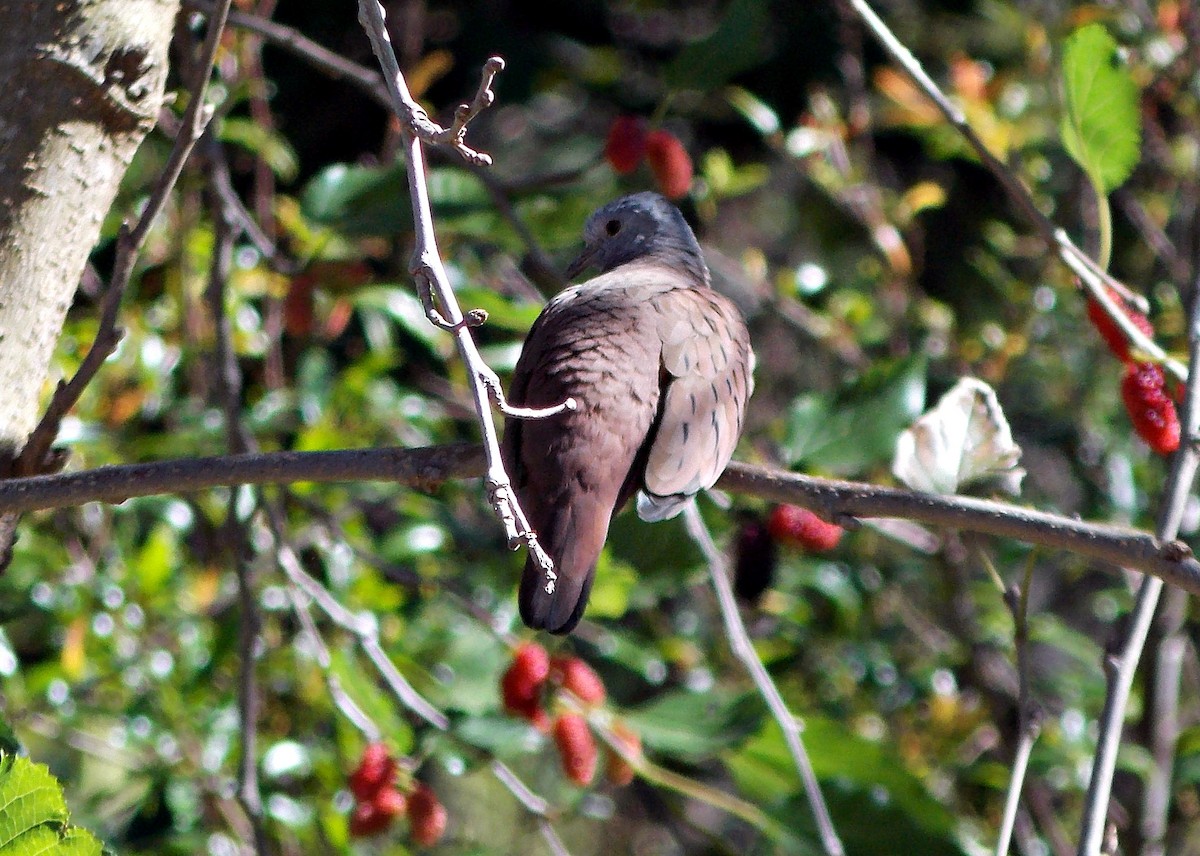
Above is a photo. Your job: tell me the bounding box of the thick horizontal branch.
[717,466,1200,594]
[1,445,1196,595]
[0,445,486,512]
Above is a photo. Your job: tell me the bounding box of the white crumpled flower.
[892,377,1024,496]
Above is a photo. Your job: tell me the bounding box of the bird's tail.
[518,496,609,634]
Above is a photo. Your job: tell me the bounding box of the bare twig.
[356,1,499,165]
[185,0,391,106]
[1140,627,1186,856]
[287,586,381,739]
[1077,290,1200,854]
[188,0,565,295]
[204,154,269,854]
[1114,188,1193,294]
[682,504,844,856]
[14,0,232,476]
[489,761,572,856]
[265,506,573,847]
[995,558,1042,856]
[273,530,450,731]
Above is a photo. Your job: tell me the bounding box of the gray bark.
[0,0,179,459]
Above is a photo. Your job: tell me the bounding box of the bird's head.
[565,192,709,286]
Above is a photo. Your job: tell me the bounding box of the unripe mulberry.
[604,722,642,787]
[348,742,397,801]
[407,783,448,847]
[373,787,408,819]
[1086,287,1154,362]
[767,504,844,552]
[605,115,648,175]
[348,801,392,838]
[501,643,550,724]
[553,713,598,786]
[284,273,316,337]
[733,520,778,602]
[645,130,693,199]
[1121,362,1180,454]
[551,656,606,706]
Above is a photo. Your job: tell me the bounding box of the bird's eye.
[604,219,622,236]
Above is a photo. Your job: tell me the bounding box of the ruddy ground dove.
[503,192,753,634]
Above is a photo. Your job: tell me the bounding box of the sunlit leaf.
[1059,23,1141,192]
[624,691,764,760]
[0,754,101,856]
[220,117,300,182]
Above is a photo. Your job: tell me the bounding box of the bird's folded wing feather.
[643,289,752,501]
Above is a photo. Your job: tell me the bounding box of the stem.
[1095,186,1113,272]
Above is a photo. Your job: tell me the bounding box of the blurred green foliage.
[3,0,1198,854]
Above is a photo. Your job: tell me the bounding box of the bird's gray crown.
[566,192,710,286]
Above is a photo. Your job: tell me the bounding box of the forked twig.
[992,556,1042,856]
[355,0,563,589]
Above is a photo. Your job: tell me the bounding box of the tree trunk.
[0,0,179,462]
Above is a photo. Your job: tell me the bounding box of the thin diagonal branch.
[682,504,844,856]
[489,761,572,856]
[272,526,450,731]
[14,0,232,477]
[264,504,572,847]
[1077,288,1200,854]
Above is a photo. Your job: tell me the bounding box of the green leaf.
[728,718,962,853]
[301,162,497,238]
[0,718,20,757]
[132,523,177,596]
[0,754,102,856]
[584,551,637,620]
[453,714,540,757]
[1059,23,1141,193]
[771,789,966,856]
[665,0,770,91]
[782,355,927,476]
[623,691,765,761]
[219,117,300,182]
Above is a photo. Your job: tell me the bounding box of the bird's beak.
[564,244,599,281]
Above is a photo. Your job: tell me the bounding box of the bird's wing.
[639,287,753,521]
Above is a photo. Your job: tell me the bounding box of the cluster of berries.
[500,643,642,787]
[346,743,446,845]
[735,505,845,601]
[604,115,694,200]
[1085,287,1179,454]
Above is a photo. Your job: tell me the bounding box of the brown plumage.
[503,193,753,634]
